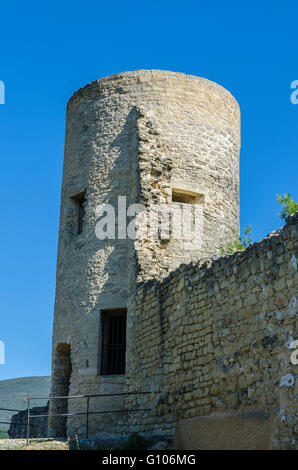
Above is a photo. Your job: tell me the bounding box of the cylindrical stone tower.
[49,70,240,438]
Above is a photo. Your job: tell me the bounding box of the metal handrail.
[0,407,25,412]
[23,390,154,445]
[24,391,152,400]
[0,420,39,428]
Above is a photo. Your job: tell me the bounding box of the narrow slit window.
[172,188,203,205]
[100,309,127,375]
[72,191,86,234]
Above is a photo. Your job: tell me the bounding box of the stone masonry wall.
[126,213,297,450]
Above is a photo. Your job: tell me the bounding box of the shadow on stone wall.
[8,402,49,439]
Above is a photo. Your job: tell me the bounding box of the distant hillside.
[0,376,51,431]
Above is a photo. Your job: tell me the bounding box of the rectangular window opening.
[71,190,86,234]
[172,188,204,205]
[100,309,127,375]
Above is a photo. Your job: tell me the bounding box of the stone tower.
[49,70,240,437]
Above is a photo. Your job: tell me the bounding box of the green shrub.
[119,432,151,450]
[0,430,9,439]
[66,436,113,450]
[276,193,298,220]
[220,192,298,255]
[220,225,252,255]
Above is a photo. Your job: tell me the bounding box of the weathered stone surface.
[49,69,240,438]
[49,69,297,449]
[176,410,275,450]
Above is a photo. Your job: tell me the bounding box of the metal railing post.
[86,396,89,439]
[26,398,30,446]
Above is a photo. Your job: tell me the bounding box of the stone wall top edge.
[136,211,298,293]
[66,69,240,111]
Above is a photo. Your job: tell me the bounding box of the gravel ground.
[0,438,66,450]
[0,439,27,450]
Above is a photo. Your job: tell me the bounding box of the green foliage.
[68,436,113,451]
[119,432,151,450]
[75,434,80,450]
[0,430,9,439]
[276,193,298,220]
[220,192,297,255]
[220,225,253,255]
[67,434,82,450]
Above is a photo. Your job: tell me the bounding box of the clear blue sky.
[0,1,297,380]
